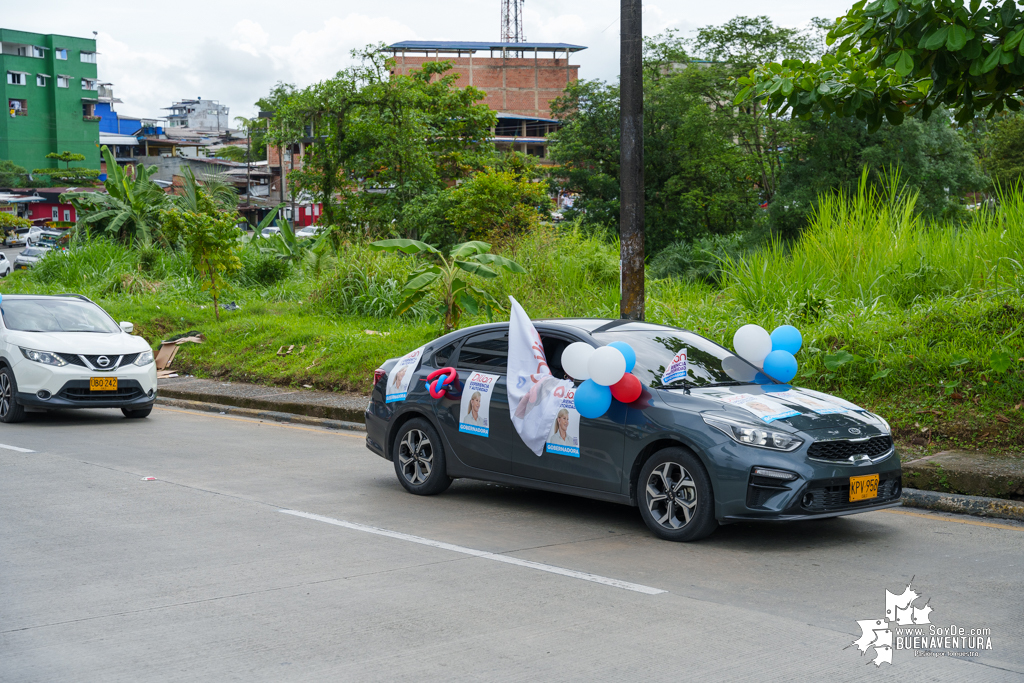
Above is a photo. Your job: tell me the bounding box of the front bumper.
[18,379,155,409]
[10,352,157,409]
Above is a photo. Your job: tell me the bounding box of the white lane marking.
[0,443,34,453]
[280,509,665,595]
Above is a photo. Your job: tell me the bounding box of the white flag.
[507,296,573,456]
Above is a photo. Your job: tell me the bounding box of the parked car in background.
[35,229,66,249]
[260,226,281,238]
[296,226,321,239]
[0,253,11,277]
[13,247,50,270]
[7,227,42,247]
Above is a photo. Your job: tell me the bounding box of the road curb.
[901,488,1024,522]
[156,396,367,433]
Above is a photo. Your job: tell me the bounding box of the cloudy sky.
[6,0,853,121]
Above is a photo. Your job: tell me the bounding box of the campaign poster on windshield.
[385,346,424,404]
[774,390,847,415]
[545,386,581,457]
[459,371,499,437]
[662,350,688,385]
[721,393,800,423]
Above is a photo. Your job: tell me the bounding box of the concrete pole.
[619,0,644,320]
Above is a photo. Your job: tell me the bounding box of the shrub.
[648,233,748,284]
[237,246,291,286]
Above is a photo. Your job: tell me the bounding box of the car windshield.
[592,328,766,388]
[1,299,120,333]
[21,248,46,257]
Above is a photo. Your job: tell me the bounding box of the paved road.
[1,407,1021,682]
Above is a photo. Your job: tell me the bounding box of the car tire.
[0,367,27,424]
[637,447,718,542]
[121,406,153,419]
[392,418,452,496]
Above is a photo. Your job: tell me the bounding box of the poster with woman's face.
[385,346,424,404]
[545,386,581,457]
[459,371,499,437]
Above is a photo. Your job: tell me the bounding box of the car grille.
[57,353,87,367]
[57,379,146,403]
[56,353,139,369]
[800,473,902,513]
[807,435,893,462]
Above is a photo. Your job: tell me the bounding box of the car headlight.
[857,412,891,434]
[702,415,804,452]
[20,347,67,367]
[133,350,155,367]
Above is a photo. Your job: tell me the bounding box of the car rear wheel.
[637,447,717,542]
[122,406,152,419]
[0,368,27,424]
[393,418,452,496]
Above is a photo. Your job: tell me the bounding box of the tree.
[983,113,1024,188]
[771,108,986,233]
[34,151,100,184]
[161,209,242,321]
[175,167,239,215]
[739,0,1024,130]
[370,238,525,332]
[0,160,28,187]
[62,147,168,244]
[446,168,552,242]
[211,146,247,162]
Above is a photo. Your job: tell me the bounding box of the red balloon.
[610,373,642,403]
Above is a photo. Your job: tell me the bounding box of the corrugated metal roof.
[389,40,586,52]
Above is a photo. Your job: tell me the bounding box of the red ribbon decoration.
[425,367,458,399]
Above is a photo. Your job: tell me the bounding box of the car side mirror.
[119,321,134,334]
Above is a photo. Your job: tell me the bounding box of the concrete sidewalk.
[158,376,368,423]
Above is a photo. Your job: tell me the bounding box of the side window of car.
[458,331,508,373]
[431,342,457,368]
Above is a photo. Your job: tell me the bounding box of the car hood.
[5,331,150,355]
[662,384,887,438]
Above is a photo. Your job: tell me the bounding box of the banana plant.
[370,239,526,332]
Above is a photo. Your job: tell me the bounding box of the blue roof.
[389,40,586,53]
[496,112,560,123]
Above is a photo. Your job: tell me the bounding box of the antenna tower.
[500,0,526,55]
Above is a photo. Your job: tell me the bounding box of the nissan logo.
[96,356,110,367]
[848,427,862,435]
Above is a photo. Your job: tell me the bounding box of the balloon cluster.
[425,367,458,399]
[560,341,642,419]
[732,324,802,384]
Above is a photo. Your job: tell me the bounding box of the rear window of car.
[1,299,120,333]
[457,331,508,372]
[21,248,46,257]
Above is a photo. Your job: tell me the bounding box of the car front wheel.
[0,367,27,424]
[392,418,452,496]
[637,447,718,542]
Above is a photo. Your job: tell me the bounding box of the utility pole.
[619,0,644,320]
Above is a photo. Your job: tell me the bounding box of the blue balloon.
[762,350,798,384]
[573,379,612,419]
[753,372,773,385]
[770,325,803,355]
[607,341,636,373]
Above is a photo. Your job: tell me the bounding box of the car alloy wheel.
[645,461,698,530]
[398,428,434,485]
[0,372,12,418]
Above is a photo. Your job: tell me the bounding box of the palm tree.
[175,166,239,215]
[61,146,169,245]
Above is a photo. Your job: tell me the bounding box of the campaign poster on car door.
[545,385,581,457]
[459,371,499,437]
[385,346,424,404]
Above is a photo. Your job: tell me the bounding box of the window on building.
[36,74,49,87]
[51,207,59,221]
[80,51,97,64]
[83,102,96,117]
[7,72,26,86]
[15,46,28,56]
[8,99,27,117]
[55,48,68,60]
[81,78,96,90]
[33,46,46,58]
[63,209,71,222]
[57,75,70,88]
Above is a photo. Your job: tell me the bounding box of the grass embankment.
[3,182,1021,454]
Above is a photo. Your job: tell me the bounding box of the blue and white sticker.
[721,393,800,423]
[545,385,581,457]
[662,350,688,384]
[385,346,424,404]
[459,371,499,437]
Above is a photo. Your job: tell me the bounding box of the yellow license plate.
[849,474,879,502]
[89,377,118,391]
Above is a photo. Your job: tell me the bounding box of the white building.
[163,98,229,131]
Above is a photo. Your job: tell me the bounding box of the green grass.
[3,187,1022,453]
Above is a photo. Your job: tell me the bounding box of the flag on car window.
[507,296,573,456]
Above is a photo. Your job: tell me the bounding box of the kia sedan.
[365,319,902,542]
[0,294,157,422]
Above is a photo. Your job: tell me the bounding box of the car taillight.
[374,368,386,386]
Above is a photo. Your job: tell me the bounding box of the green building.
[1,29,100,176]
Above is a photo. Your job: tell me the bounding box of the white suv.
[0,295,157,422]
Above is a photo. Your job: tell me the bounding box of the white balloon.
[733,324,772,368]
[561,342,594,380]
[589,346,627,386]
[721,355,758,383]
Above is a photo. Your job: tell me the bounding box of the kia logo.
[848,427,862,435]
[96,356,110,367]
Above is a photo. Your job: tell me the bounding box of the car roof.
[0,294,93,301]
